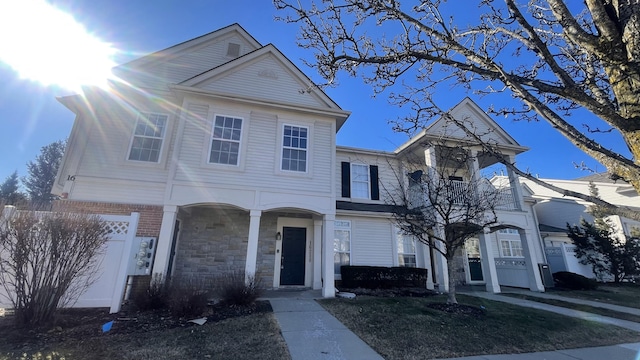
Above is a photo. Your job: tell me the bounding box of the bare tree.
[274,0,640,213]
[389,145,502,304]
[0,208,109,326]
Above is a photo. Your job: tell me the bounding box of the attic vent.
[227,42,241,58]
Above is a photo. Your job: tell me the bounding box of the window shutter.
[341,162,351,198]
[370,165,379,200]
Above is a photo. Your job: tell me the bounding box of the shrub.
[167,279,210,318]
[0,209,109,326]
[131,275,170,311]
[553,271,598,290]
[341,265,428,289]
[217,271,263,306]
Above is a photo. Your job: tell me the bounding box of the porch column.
[433,226,449,292]
[313,220,323,290]
[420,242,434,290]
[468,149,481,182]
[322,214,335,298]
[505,155,525,210]
[424,146,437,177]
[244,210,262,284]
[478,229,501,293]
[152,205,178,278]
[520,229,545,291]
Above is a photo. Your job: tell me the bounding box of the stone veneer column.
[322,214,335,298]
[244,210,262,284]
[151,205,178,278]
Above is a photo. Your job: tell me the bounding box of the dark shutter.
[341,162,351,198]
[370,165,379,200]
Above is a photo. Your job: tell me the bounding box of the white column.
[505,154,525,210]
[244,210,262,284]
[420,242,434,290]
[322,214,335,298]
[520,229,545,292]
[313,220,323,290]
[479,230,501,293]
[151,205,178,278]
[433,226,449,292]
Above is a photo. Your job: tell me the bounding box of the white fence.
[0,207,139,313]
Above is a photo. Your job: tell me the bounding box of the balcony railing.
[411,179,519,211]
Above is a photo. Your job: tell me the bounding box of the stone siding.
[173,208,277,288]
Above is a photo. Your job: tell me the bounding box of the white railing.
[411,179,519,211]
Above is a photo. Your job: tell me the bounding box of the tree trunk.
[446,255,458,304]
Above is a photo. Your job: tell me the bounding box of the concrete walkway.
[503,288,640,316]
[461,291,640,332]
[263,290,384,360]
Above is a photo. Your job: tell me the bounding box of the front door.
[465,238,484,282]
[280,227,306,286]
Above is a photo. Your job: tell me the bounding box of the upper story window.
[209,115,243,166]
[281,125,308,172]
[128,113,168,163]
[498,228,523,257]
[351,164,370,199]
[341,162,379,200]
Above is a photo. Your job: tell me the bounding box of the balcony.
[410,178,519,211]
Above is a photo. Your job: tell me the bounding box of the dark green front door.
[280,227,306,285]
[468,257,484,281]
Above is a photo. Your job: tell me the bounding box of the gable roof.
[395,97,528,155]
[115,23,261,71]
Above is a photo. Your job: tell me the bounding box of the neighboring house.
[518,174,640,279]
[52,24,547,301]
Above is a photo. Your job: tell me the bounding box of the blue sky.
[0,0,628,184]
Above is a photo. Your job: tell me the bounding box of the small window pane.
[282,125,308,172]
[210,115,242,165]
[129,113,167,162]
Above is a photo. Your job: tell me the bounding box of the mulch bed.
[0,301,272,354]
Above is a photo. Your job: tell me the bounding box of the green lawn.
[319,295,640,360]
[548,283,640,309]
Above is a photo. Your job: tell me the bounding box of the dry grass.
[319,294,640,360]
[504,293,640,323]
[0,311,290,360]
[549,283,640,309]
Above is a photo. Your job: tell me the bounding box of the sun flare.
[0,0,117,91]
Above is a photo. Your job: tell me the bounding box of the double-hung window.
[397,232,417,267]
[209,115,243,166]
[281,125,308,172]
[351,164,370,199]
[128,113,168,163]
[340,162,380,200]
[334,220,351,275]
[498,228,524,257]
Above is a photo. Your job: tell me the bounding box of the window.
[209,115,243,165]
[128,113,168,162]
[281,125,307,172]
[498,228,523,257]
[397,232,417,267]
[351,164,370,199]
[340,162,380,200]
[334,220,351,275]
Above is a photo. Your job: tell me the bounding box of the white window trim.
[280,123,309,174]
[207,113,244,167]
[334,220,351,278]
[500,238,524,258]
[396,232,417,268]
[126,112,169,164]
[350,163,370,199]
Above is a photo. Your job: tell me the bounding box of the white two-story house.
[52,24,546,299]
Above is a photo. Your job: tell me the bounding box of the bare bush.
[0,208,108,326]
[217,271,263,306]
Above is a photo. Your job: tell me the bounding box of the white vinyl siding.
[334,220,351,275]
[281,124,308,172]
[350,218,394,267]
[351,164,370,199]
[128,113,168,163]
[209,115,243,165]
